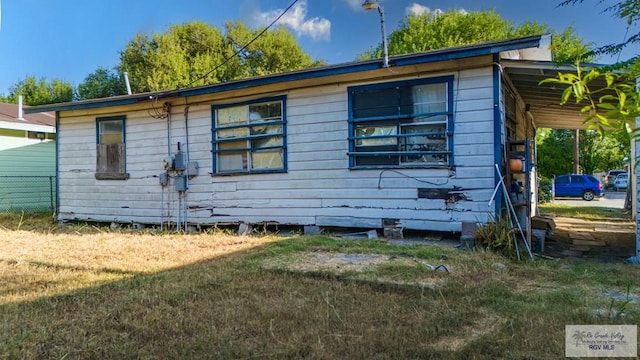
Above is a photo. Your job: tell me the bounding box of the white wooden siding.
[57,64,497,231]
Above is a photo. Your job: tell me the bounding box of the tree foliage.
[536,129,628,177]
[76,68,128,100]
[118,21,323,93]
[3,76,73,105]
[223,22,324,79]
[543,1,640,135]
[358,9,593,64]
[560,0,639,65]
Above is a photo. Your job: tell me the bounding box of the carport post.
[635,76,639,260]
[635,109,639,260]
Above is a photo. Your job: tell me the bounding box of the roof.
[503,60,615,130]
[0,102,55,131]
[24,35,549,114]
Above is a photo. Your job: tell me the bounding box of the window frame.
[95,115,128,180]
[211,96,287,176]
[347,76,455,169]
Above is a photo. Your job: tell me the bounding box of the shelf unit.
[506,138,532,247]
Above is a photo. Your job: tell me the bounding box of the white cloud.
[406,3,467,16]
[255,0,331,41]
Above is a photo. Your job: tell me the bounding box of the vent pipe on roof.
[124,72,132,95]
[17,95,24,120]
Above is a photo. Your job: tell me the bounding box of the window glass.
[571,175,585,183]
[555,176,569,184]
[213,98,285,174]
[99,119,124,144]
[349,77,452,168]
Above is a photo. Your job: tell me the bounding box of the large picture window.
[348,76,454,168]
[212,96,286,175]
[95,116,128,180]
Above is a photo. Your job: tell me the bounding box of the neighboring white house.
[26,35,564,235]
[0,100,56,211]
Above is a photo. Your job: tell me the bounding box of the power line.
[178,0,300,90]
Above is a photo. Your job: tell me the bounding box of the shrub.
[538,176,553,203]
[474,213,517,259]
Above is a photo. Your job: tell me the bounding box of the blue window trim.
[96,115,126,144]
[211,95,287,176]
[347,75,455,169]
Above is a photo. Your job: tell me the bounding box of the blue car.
[553,174,604,201]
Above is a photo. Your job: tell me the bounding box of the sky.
[0,0,638,95]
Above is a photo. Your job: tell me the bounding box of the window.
[348,76,454,168]
[95,116,128,180]
[570,175,585,184]
[212,96,286,175]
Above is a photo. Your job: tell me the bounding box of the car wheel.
[583,190,595,201]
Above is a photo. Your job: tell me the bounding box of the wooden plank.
[316,216,381,228]
[456,87,493,102]
[571,239,607,247]
[456,99,493,113]
[454,110,493,124]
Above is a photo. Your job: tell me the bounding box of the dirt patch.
[262,250,446,289]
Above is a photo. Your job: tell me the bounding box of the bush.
[474,213,516,258]
[538,176,553,203]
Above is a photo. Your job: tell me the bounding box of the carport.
[502,60,639,260]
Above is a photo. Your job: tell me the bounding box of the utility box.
[175,174,187,192]
[187,161,199,177]
[159,172,169,186]
[174,151,186,171]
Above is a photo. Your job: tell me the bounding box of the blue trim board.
[24,35,544,115]
[55,112,60,216]
[446,77,455,165]
[493,54,503,216]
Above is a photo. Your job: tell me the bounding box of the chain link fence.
[0,176,56,213]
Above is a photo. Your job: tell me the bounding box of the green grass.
[538,203,632,220]
[0,213,638,359]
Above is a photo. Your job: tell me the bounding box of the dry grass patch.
[0,213,638,359]
[0,227,271,303]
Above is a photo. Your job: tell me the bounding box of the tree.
[118,21,324,93]
[76,68,128,100]
[4,76,73,105]
[560,0,639,65]
[536,128,627,177]
[119,22,229,93]
[358,9,593,64]
[541,1,640,137]
[536,129,575,177]
[223,22,324,79]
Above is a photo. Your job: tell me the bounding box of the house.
[0,99,56,212]
[25,34,599,237]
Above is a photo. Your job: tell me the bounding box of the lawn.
[538,202,632,221]
[1,213,638,359]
